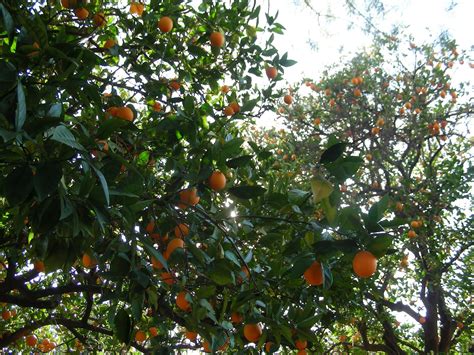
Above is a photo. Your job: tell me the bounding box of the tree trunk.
[423,287,439,353]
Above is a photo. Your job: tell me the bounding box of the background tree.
[255,31,473,352]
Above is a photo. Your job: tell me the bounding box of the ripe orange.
[229,101,240,113]
[164,238,184,259]
[92,12,106,27]
[178,188,200,209]
[365,153,373,161]
[169,80,181,91]
[185,330,197,341]
[158,16,173,32]
[208,171,226,191]
[61,0,78,8]
[114,106,134,121]
[407,230,417,239]
[34,260,45,273]
[284,95,293,105]
[297,350,307,355]
[103,39,116,49]
[313,117,321,125]
[329,98,336,107]
[130,2,144,16]
[243,323,262,343]
[203,340,211,353]
[353,88,362,97]
[352,251,377,278]
[161,272,175,285]
[74,8,89,20]
[26,334,38,347]
[145,220,155,234]
[404,102,412,110]
[395,202,404,212]
[223,106,235,116]
[174,223,189,238]
[1,310,11,321]
[220,85,230,94]
[295,339,307,350]
[303,261,323,286]
[410,220,422,229]
[210,32,225,47]
[371,127,380,135]
[265,341,274,352]
[152,101,162,112]
[419,316,426,324]
[265,66,278,80]
[231,311,243,324]
[176,291,191,312]
[376,118,385,127]
[135,330,147,342]
[149,327,158,337]
[82,253,97,269]
[151,256,164,269]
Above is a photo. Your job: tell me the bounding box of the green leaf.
[367,234,393,257]
[15,80,26,131]
[320,142,347,164]
[240,98,259,112]
[321,197,337,224]
[97,118,131,139]
[286,255,313,278]
[33,163,62,201]
[113,309,132,344]
[326,156,363,181]
[229,185,266,199]
[51,125,85,150]
[131,291,144,321]
[368,194,390,222]
[91,165,110,206]
[0,4,14,36]
[226,155,253,168]
[3,166,33,206]
[310,176,333,203]
[297,315,319,328]
[141,237,169,271]
[110,253,131,277]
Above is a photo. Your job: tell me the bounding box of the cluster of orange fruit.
[24,336,56,352]
[407,219,423,239]
[303,250,378,287]
[134,326,159,343]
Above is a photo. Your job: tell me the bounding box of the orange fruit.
[295,339,307,350]
[404,102,412,110]
[61,0,78,8]
[1,310,11,321]
[114,106,134,121]
[103,39,116,49]
[161,272,175,285]
[297,350,307,355]
[353,88,362,97]
[169,80,181,91]
[92,12,106,27]
[34,260,45,273]
[223,106,235,116]
[303,261,323,286]
[164,238,184,258]
[220,85,230,94]
[329,98,336,107]
[371,127,380,135]
[376,118,385,127]
[152,102,162,112]
[229,101,240,113]
[265,341,274,352]
[284,95,293,105]
[74,8,89,20]
[352,251,377,278]
[231,311,243,324]
[26,335,38,347]
[395,202,404,212]
[158,16,173,32]
[178,188,200,209]
[265,66,278,80]
[135,330,147,342]
[145,220,155,234]
[407,230,417,239]
[151,256,164,269]
[130,2,144,16]
[243,323,262,343]
[185,330,197,341]
[203,340,211,353]
[174,223,189,238]
[176,291,191,312]
[313,117,321,125]
[82,253,97,269]
[419,316,426,324]
[365,153,373,161]
[149,327,158,337]
[208,171,226,191]
[210,32,225,47]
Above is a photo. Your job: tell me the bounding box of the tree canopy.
[0,0,472,354]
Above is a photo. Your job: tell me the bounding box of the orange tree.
[0,0,323,353]
[255,32,474,352]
